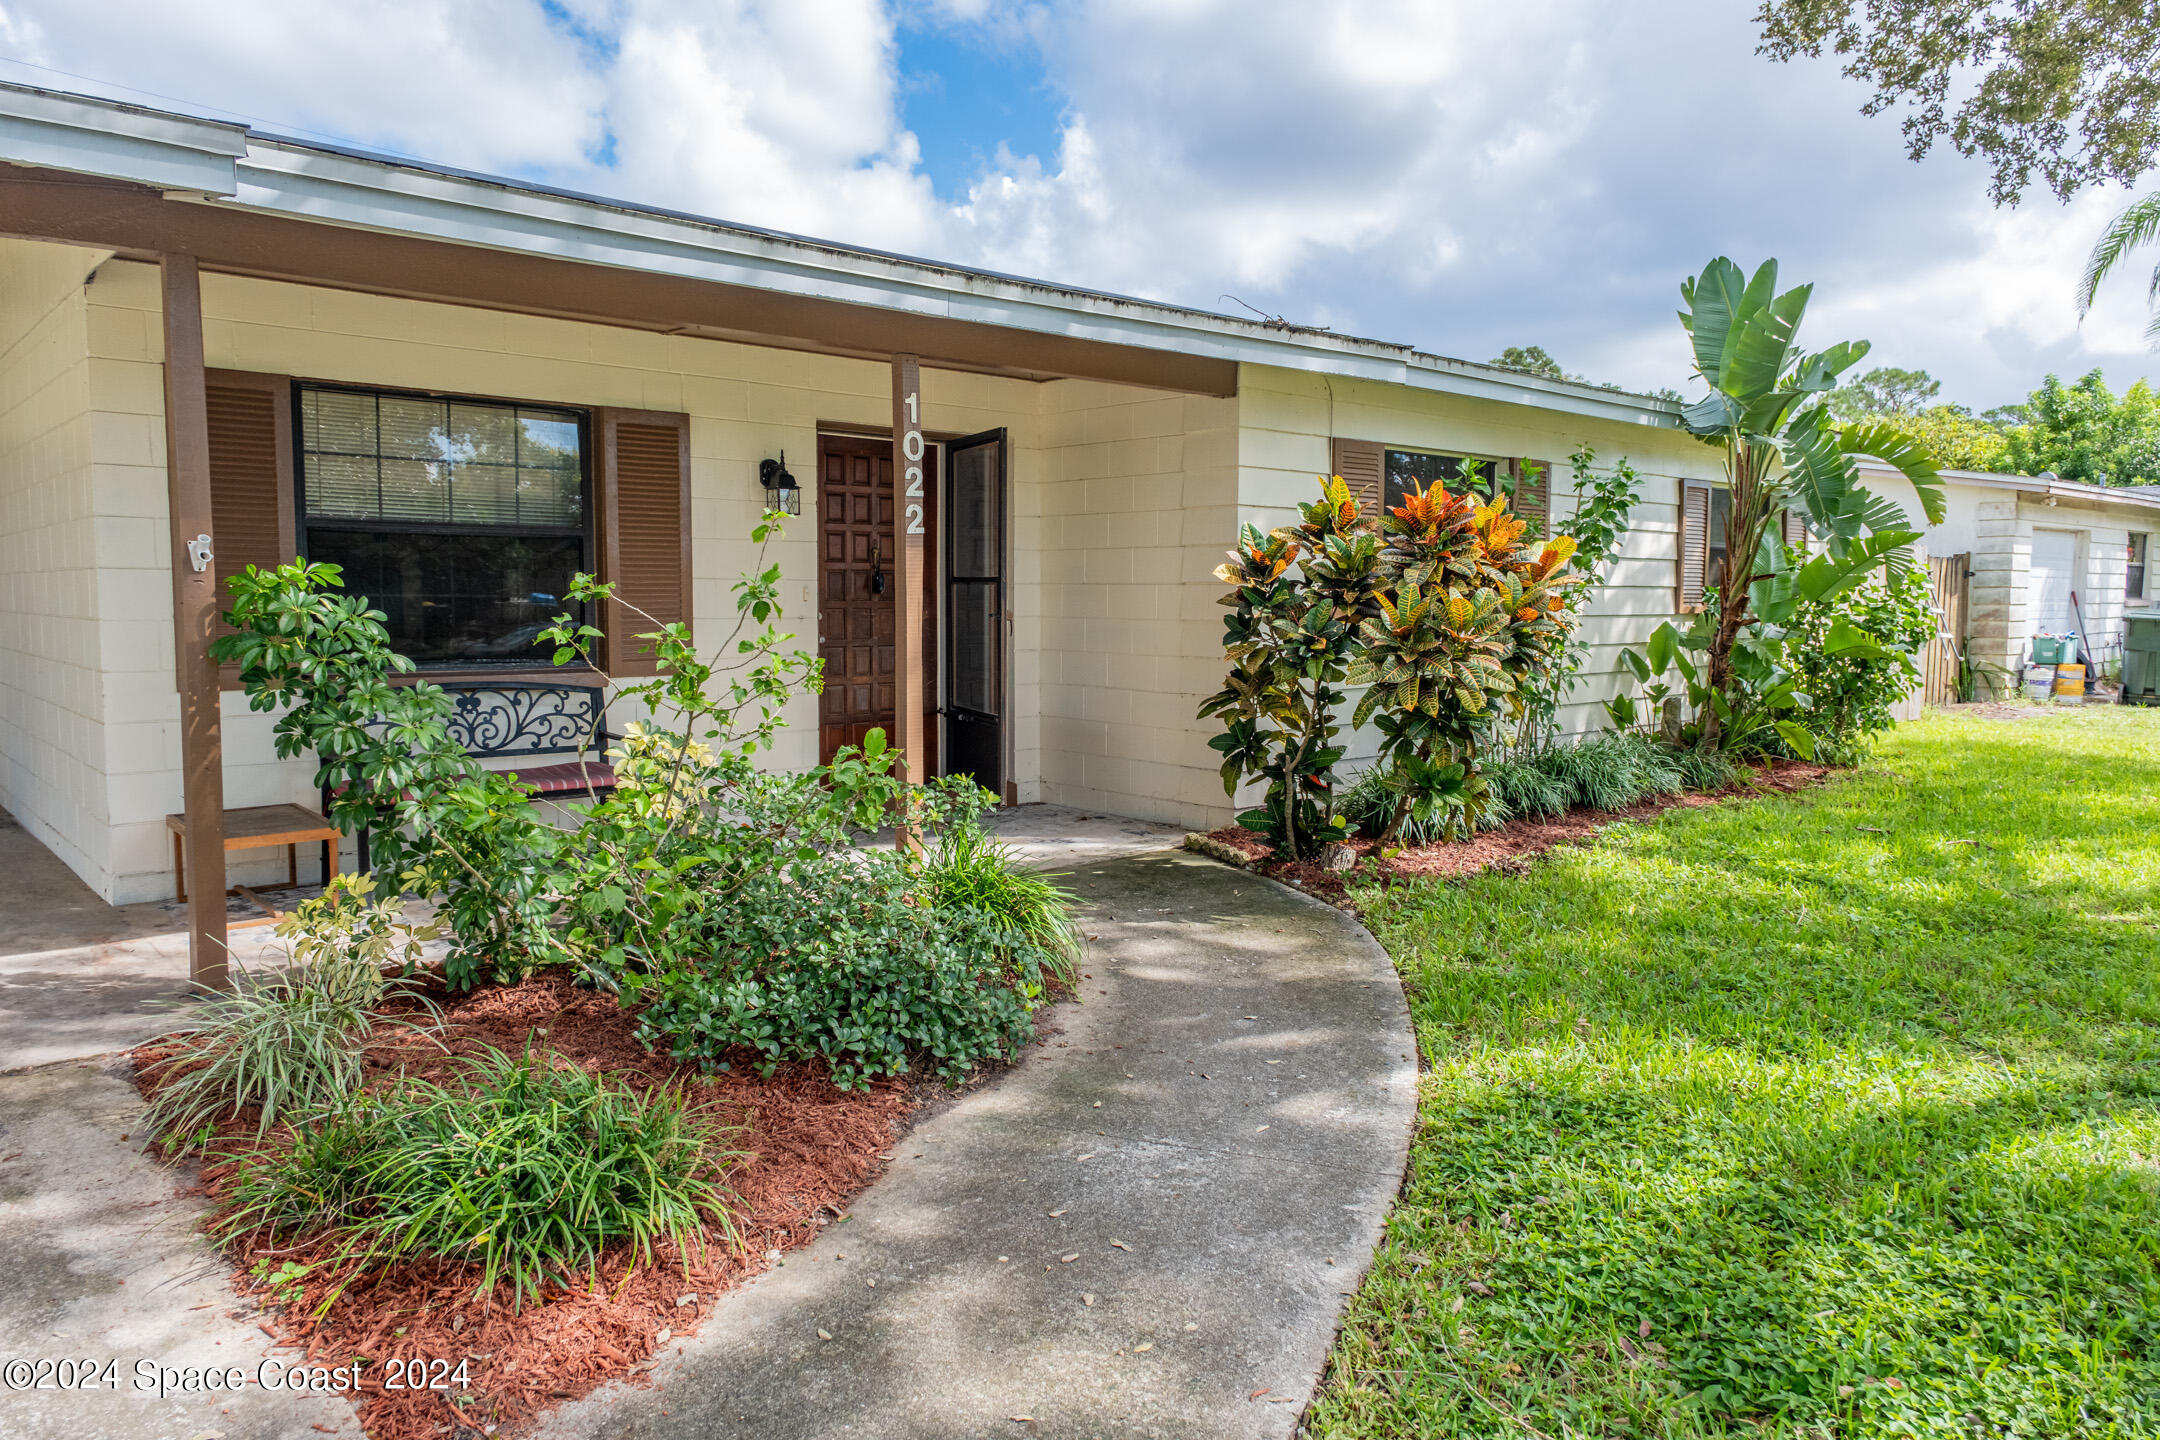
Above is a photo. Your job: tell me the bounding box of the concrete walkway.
[0,1057,363,1439]
[534,851,1417,1440]
[0,816,1416,1439]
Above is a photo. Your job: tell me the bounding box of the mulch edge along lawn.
[1193,757,1833,905]
[1299,708,2160,1439]
[132,973,925,1440]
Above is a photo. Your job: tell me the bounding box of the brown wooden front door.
[817,434,936,767]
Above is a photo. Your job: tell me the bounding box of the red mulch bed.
[132,972,912,1440]
[1206,757,1834,903]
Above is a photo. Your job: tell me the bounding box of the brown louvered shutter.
[1330,437,1385,524]
[1511,458,1550,534]
[1781,507,1808,550]
[204,370,295,689]
[1677,477,1713,612]
[596,408,691,677]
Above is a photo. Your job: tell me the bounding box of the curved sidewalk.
[536,849,1418,1440]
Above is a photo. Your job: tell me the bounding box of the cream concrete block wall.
[84,261,1051,901]
[1234,364,1726,781]
[1967,500,2030,678]
[1025,379,1238,828]
[0,239,113,893]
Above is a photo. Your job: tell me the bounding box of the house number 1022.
[901,390,926,535]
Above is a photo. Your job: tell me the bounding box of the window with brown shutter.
[1781,507,1808,551]
[204,370,296,689]
[1329,437,1385,521]
[297,383,591,671]
[1677,477,1713,612]
[1511,458,1550,533]
[595,408,691,677]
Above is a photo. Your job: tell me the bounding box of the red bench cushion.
[507,760,619,795]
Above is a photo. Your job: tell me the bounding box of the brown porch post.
[161,254,229,989]
[891,355,927,808]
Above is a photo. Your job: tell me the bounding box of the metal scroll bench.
[329,680,619,871]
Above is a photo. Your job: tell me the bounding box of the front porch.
[0,156,1239,985]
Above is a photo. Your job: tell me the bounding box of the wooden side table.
[166,804,343,928]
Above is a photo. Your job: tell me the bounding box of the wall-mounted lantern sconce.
[758,452,803,516]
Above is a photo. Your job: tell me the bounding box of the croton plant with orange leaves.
[1346,476,1583,840]
[1201,470,1584,852]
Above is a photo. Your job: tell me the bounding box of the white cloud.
[7,0,2154,409]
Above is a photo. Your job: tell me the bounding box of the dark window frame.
[293,380,596,671]
[1381,446,1511,511]
[2130,532,2150,600]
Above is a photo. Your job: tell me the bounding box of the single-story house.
[1,81,1821,976]
[1858,461,2160,690]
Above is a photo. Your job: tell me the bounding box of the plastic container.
[2024,663,2057,701]
[2030,634,2069,666]
[2053,663,2086,703]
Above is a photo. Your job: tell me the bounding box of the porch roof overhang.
[0,80,1679,423]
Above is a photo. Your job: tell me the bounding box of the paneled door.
[817,434,937,766]
[944,429,1006,796]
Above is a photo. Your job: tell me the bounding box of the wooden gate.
[1923,553,1971,707]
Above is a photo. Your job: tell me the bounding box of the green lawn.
[1311,707,2160,1439]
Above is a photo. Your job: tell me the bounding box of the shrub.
[1782,562,1934,760]
[625,847,1045,1091]
[144,876,437,1144]
[1342,756,1487,844]
[222,1047,739,1309]
[1348,480,1583,841]
[918,825,1084,990]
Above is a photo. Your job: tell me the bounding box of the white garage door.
[2029,528,2079,638]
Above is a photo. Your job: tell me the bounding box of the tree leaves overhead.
[1755,0,2160,205]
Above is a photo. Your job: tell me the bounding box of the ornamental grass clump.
[918,824,1085,991]
[221,1046,741,1310]
[143,875,439,1145]
[1533,732,1684,813]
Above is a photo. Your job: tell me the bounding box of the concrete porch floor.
[0,803,1189,1072]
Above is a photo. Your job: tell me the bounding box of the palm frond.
[2077,192,2160,319]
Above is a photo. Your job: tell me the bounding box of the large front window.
[298,385,590,667]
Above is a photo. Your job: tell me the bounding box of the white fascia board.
[224,139,1677,423]
[0,83,243,195]
[1863,460,2160,512]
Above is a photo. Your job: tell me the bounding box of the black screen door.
[944,429,1006,797]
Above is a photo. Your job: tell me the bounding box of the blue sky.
[894,18,1060,203]
[2,0,2153,412]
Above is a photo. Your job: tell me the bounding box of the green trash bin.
[2030,634,2070,665]
[2124,610,2160,706]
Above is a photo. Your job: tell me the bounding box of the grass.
[1310,707,2160,1439]
[223,1046,743,1309]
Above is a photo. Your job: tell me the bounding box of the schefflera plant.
[1199,477,1383,861]
[1347,476,1583,843]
